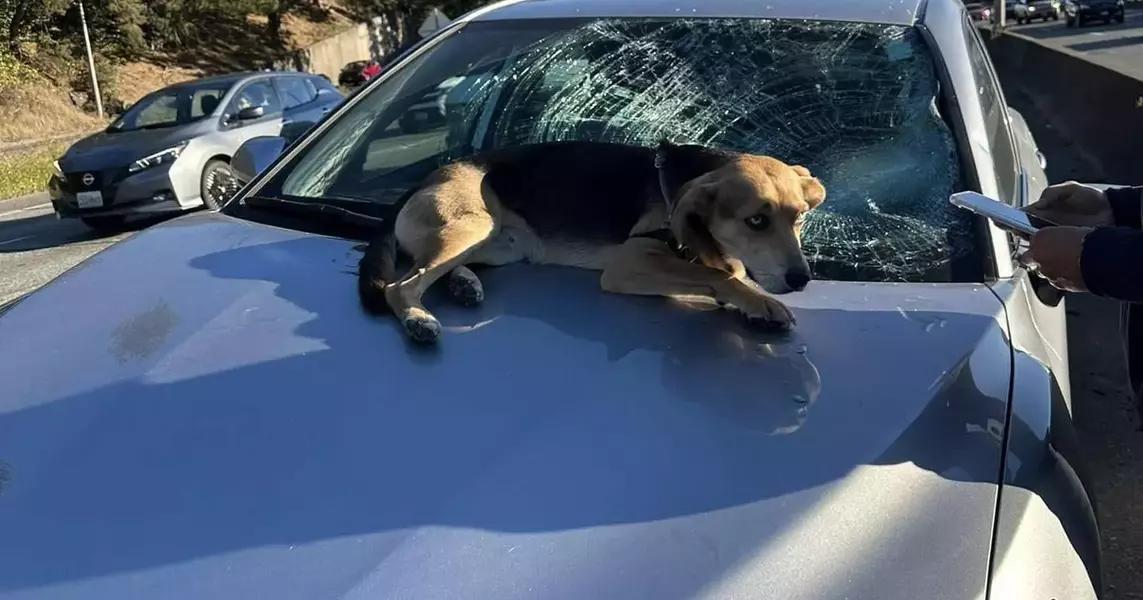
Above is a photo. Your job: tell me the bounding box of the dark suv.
[1064,0,1126,26]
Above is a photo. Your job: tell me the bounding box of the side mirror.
[232,136,287,185]
[237,105,266,121]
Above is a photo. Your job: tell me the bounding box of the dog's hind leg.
[444,210,538,307]
[386,218,495,343]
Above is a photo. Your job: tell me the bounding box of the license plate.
[76,190,103,208]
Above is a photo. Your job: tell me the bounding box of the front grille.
[60,167,126,206]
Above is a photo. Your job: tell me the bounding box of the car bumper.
[48,164,189,219]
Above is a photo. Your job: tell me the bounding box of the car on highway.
[965,1,994,21]
[0,0,1112,598]
[337,59,371,88]
[1064,0,1127,26]
[1014,0,1063,22]
[47,71,343,232]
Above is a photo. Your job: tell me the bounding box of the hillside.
[0,6,356,145]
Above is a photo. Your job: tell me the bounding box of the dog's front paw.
[739,296,797,331]
[402,308,442,343]
[447,267,484,306]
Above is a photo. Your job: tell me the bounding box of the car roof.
[159,71,310,93]
[467,0,927,26]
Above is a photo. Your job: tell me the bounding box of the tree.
[2,0,69,55]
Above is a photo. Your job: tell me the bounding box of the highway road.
[0,194,132,306]
[2,117,1143,597]
[1004,6,1143,79]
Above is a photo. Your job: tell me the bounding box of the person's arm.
[1081,226,1143,302]
[1105,186,1143,229]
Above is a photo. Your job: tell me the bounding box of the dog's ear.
[792,165,826,209]
[671,175,734,273]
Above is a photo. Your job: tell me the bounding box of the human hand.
[1019,225,1092,292]
[1021,181,1113,228]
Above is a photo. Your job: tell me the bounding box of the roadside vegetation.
[0,140,68,200]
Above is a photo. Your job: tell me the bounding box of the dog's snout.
[785,269,811,291]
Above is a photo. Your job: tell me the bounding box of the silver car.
[0,0,1114,598]
[47,71,343,231]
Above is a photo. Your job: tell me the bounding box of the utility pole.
[78,1,103,119]
[995,0,1007,34]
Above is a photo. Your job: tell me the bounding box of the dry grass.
[116,62,204,105]
[0,79,105,144]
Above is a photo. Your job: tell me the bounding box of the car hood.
[0,213,1012,600]
[60,126,201,172]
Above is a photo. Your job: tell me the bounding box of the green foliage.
[0,51,35,89]
[0,141,68,200]
[69,53,117,110]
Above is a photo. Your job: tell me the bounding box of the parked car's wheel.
[1077,14,1086,26]
[80,215,127,233]
[201,159,239,210]
[1066,15,1076,26]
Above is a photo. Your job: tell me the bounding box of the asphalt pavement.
[0,193,133,305]
[1004,7,1143,79]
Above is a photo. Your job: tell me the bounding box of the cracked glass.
[273,17,979,283]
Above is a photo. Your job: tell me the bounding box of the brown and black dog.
[358,139,826,344]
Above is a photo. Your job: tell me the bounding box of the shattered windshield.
[264,17,978,283]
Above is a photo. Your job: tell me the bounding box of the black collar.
[632,151,694,261]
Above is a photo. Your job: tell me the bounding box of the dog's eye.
[744,214,770,231]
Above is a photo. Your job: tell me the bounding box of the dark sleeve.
[1106,186,1143,229]
[1081,227,1143,302]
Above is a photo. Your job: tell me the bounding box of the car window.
[191,88,225,118]
[260,18,979,284]
[962,15,1020,206]
[134,94,179,128]
[312,75,339,94]
[230,80,282,116]
[108,81,235,132]
[278,76,318,109]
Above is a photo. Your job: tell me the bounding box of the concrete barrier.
[274,23,374,82]
[981,28,1143,184]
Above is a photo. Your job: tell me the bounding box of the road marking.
[0,235,32,247]
[0,202,51,219]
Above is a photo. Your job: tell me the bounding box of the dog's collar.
[632,227,695,262]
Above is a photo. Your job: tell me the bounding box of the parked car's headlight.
[51,159,63,179]
[128,143,187,174]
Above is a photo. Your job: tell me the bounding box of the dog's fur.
[358,140,826,343]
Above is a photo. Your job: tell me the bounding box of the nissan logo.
[81,173,95,186]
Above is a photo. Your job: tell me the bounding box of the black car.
[1064,0,1126,25]
[337,60,370,88]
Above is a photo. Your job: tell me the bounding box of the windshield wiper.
[239,194,389,228]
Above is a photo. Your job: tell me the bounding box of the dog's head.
[658,140,826,294]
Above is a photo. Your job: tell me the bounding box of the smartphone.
[949,191,1055,236]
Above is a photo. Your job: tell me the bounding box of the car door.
[962,16,1070,385]
[218,77,285,153]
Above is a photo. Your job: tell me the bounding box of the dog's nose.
[785,270,811,291]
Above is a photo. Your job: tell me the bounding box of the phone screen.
[949,191,1053,236]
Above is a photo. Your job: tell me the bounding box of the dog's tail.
[358,227,399,315]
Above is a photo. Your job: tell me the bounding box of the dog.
[358,139,826,344]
